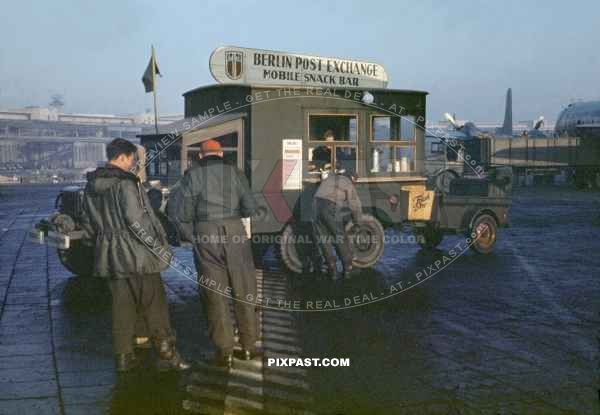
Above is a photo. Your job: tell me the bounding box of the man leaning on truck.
[312,152,362,280]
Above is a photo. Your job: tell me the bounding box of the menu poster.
[282,139,303,190]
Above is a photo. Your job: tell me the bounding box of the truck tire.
[57,241,95,276]
[279,213,385,273]
[469,214,497,254]
[414,223,444,250]
[279,223,305,274]
[345,213,385,268]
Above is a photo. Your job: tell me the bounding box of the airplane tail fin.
[499,88,513,136]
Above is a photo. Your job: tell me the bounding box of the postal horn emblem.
[225,51,243,80]
[413,193,430,211]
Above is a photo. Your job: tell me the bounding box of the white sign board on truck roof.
[210,46,389,89]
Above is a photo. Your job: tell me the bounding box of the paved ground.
[0,184,598,414]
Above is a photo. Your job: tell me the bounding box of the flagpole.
[151,45,159,135]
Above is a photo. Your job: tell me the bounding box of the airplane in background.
[427,90,600,192]
[425,88,547,190]
[495,88,513,137]
[441,112,486,139]
[555,100,600,139]
[439,88,545,139]
[524,116,546,138]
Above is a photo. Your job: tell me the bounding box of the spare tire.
[279,213,386,274]
[279,223,311,274]
[346,213,385,268]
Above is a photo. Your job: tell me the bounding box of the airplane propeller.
[533,116,544,130]
[444,112,464,130]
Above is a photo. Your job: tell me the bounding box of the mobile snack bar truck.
[32,46,512,275]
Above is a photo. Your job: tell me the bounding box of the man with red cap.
[168,139,258,368]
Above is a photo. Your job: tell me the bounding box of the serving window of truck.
[307,113,358,176]
[368,114,417,175]
[305,112,420,178]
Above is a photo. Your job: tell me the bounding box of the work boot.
[115,353,140,373]
[154,337,191,372]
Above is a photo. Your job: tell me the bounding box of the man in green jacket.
[81,138,189,372]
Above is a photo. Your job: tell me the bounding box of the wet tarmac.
[0,184,598,414]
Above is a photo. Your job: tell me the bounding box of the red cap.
[200,139,222,153]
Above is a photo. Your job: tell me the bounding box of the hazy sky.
[1,0,598,122]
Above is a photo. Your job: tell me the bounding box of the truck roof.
[139,112,247,137]
[182,83,428,97]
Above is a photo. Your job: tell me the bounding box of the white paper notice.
[282,139,303,190]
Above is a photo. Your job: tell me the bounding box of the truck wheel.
[346,213,385,268]
[414,223,444,250]
[57,241,95,276]
[469,214,497,254]
[435,170,458,193]
[279,223,307,274]
[280,214,385,273]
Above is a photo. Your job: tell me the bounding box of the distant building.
[0,106,182,125]
[0,107,182,176]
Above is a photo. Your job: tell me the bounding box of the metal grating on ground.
[182,267,314,415]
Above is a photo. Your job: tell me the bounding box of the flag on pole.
[142,46,161,134]
[142,48,161,93]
